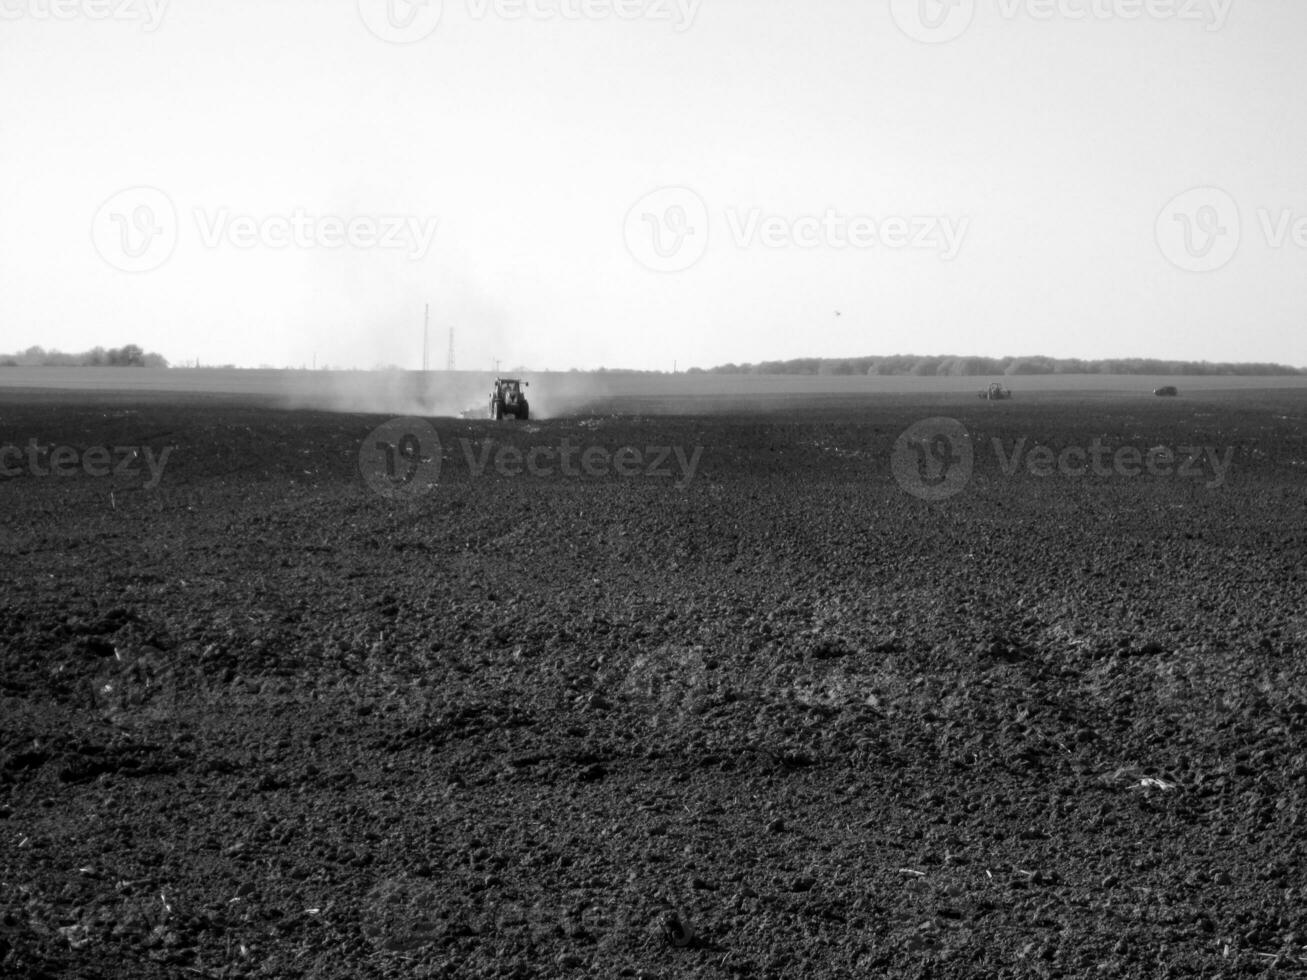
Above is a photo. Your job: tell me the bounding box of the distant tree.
[818,359,859,376]
[106,344,146,366]
[937,356,1000,376]
[1005,357,1054,375]
[910,356,944,376]
[709,354,1307,377]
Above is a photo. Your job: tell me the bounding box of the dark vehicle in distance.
[489,378,530,420]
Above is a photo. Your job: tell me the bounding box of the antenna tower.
[422,304,430,372]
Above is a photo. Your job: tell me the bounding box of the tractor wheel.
[520,405,529,421]
[491,400,501,420]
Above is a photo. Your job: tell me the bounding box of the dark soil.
[2,388,1306,978]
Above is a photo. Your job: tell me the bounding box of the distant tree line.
[689,355,1304,377]
[0,344,169,368]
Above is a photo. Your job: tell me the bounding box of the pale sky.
[2,0,1305,371]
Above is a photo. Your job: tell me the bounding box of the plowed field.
[3,385,1306,978]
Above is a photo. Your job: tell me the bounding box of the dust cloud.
[274,370,634,420]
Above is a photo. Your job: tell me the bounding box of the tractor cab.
[489,378,530,420]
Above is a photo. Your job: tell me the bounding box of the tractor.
[489,378,530,420]
[1153,385,1178,397]
[979,382,1012,400]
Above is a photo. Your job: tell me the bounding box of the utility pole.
[446,325,455,371]
[422,304,430,372]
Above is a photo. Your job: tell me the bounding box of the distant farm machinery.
[489,378,530,420]
[979,382,1012,400]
